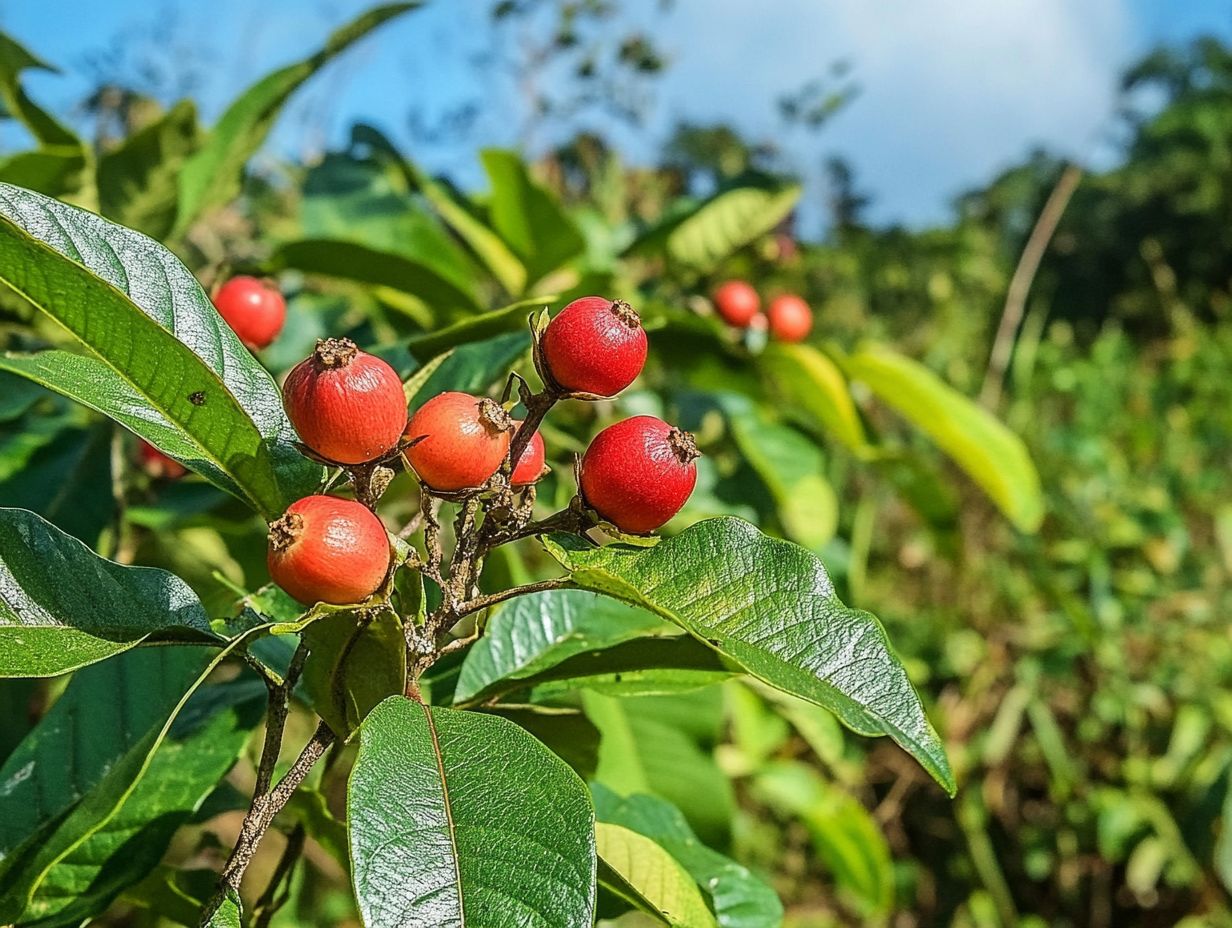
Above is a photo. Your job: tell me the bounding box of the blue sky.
[3,0,1231,230]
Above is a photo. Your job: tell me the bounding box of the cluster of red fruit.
[264,296,700,606]
[712,279,812,343]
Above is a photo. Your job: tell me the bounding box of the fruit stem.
[505,391,556,482]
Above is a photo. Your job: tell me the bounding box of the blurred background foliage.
[0,2,1230,926]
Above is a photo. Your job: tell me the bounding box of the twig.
[252,641,310,801]
[397,509,425,540]
[455,577,572,618]
[251,824,306,928]
[980,162,1083,410]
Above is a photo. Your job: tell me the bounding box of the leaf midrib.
[420,702,466,927]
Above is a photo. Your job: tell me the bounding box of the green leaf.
[406,331,529,406]
[406,295,556,362]
[481,149,585,285]
[348,698,597,927]
[173,3,420,234]
[0,33,79,147]
[523,637,737,702]
[454,589,668,704]
[583,692,735,847]
[547,518,955,795]
[725,397,838,550]
[485,705,600,780]
[752,761,894,915]
[0,644,256,922]
[0,507,216,677]
[301,610,406,738]
[202,889,243,928]
[19,678,264,926]
[841,342,1044,532]
[0,147,86,200]
[267,238,481,313]
[98,99,200,239]
[592,784,783,928]
[595,823,717,928]
[0,183,322,515]
[759,343,868,453]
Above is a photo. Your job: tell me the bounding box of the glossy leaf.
[481,149,585,285]
[406,295,556,361]
[523,637,737,702]
[406,331,529,406]
[301,610,407,738]
[98,99,200,239]
[595,823,717,928]
[547,518,955,794]
[592,784,783,928]
[758,343,868,453]
[454,589,669,704]
[0,183,321,516]
[0,645,256,922]
[841,342,1045,532]
[172,3,420,233]
[348,698,597,927]
[0,507,216,677]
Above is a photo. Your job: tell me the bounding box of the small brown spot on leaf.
[189,392,206,406]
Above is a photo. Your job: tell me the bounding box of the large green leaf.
[454,589,668,704]
[17,678,263,926]
[592,785,783,928]
[0,507,216,677]
[405,331,529,406]
[0,147,86,200]
[758,343,868,453]
[301,610,406,738]
[547,518,955,794]
[0,33,78,147]
[595,823,717,928]
[0,645,257,922]
[348,698,596,927]
[842,342,1044,532]
[0,183,321,515]
[267,238,481,313]
[406,295,555,361]
[481,149,585,285]
[172,3,420,233]
[98,99,200,239]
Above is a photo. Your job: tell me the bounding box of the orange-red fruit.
[767,294,813,343]
[579,415,699,534]
[267,495,390,605]
[138,440,187,480]
[540,296,647,397]
[404,392,512,492]
[511,424,547,487]
[283,338,407,465]
[213,276,286,350]
[713,280,761,328]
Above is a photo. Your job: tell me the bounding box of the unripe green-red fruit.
[713,280,761,327]
[283,338,408,465]
[579,415,699,534]
[213,276,286,350]
[267,495,391,605]
[767,294,813,343]
[404,392,512,492]
[540,296,647,396]
[510,423,547,486]
[138,440,186,480]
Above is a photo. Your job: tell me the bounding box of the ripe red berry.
[540,296,647,397]
[712,280,761,328]
[213,276,286,350]
[767,294,813,343]
[137,440,187,480]
[267,495,391,605]
[283,338,408,466]
[579,415,699,534]
[404,392,512,492]
[510,423,547,487]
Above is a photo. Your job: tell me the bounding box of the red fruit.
[712,280,761,328]
[579,415,699,534]
[213,276,286,350]
[267,495,390,605]
[283,338,407,465]
[510,423,547,487]
[404,392,512,492]
[137,440,187,480]
[540,296,647,397]
[767,294,813,343]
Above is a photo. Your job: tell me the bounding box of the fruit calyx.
[611,299,640,329]
[268,512,304,552]
[477,398,514,434]
[312,337,359,370]
[668,427,701,463]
